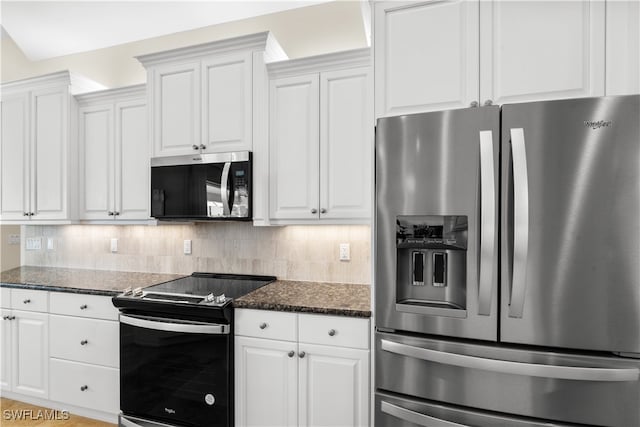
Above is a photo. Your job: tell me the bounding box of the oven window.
[120,321,231,427]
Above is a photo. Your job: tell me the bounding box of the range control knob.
[122,287,133,296]
[205,293,215,303]
[214,294,226,304]
[133,287,143,297]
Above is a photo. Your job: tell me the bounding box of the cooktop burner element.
[112,272,276,321]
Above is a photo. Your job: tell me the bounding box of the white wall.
[1,1,367,86]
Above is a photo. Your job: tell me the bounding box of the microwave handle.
[221,162,232,216]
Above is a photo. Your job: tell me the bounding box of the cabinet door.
[320,67,372,221]
[152,62,200,157]
[0,310,12,391]
[79,104,114,220]
[298,343,369,427]
[201,52,252,153]
[31,86,69,220]
[374,0,479,117]
[480,0,605,105]
[605,0,640,95]
[0,93,30,220]
[269,74,320,220]
[235,336,297,427]
[12,310,48,398]
[115,99,149,220]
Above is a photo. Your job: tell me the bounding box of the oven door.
[119,314,231,427]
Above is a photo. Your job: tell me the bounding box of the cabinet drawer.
[1,288,10,309]
[299,314,370,349]
[50,315,119,368]
[50,358,119,414]
[11,289,48,312]
[235,309,297,341]
[49,292,118,320]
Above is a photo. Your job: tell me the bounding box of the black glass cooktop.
[145,272,275,300]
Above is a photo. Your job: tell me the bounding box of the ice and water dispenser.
[396,215,467,316]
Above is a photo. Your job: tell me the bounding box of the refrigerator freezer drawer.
[376,332,640,427]
[375,391,579,427]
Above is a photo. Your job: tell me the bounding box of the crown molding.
[136,31,287,68]
[75,84,146,105]
[1,70,106,95]
[267,48,371,79]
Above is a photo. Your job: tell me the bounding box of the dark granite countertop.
[234,280,371,318]
[0,266,184,297]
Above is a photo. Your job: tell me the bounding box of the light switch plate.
[339,243,350,261]
[47,237,55,250]
[110,238,118,253]
[184,239,192,255]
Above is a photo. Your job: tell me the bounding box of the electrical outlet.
[339,243,351,261]
[183,239,192,255]
[8,234,20,245]
[47,237,55,250]
[110,238,118,253]
[26,237,42,251]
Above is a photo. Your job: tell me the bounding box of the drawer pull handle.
[299,351,306,358]
[80,385,88,391]
[8,316,15,321]
[288,351,295,358]
[328,329,336,336]
[23,299,31,304]
[2,316,8,320]
[80,304,88,310]
[80,340,88,346]
[259,322,268,330]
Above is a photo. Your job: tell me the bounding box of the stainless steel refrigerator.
[374,95,640,427]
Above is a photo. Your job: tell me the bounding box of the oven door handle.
[120,314,230,335]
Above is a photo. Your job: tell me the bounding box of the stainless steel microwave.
[150,151,252,221]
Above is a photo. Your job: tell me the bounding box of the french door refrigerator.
[374,95,640,427]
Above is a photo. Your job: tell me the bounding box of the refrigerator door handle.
[478,130,496,315]
[380,401,467,427]
[381,339,640,382]
[509,128,529,318]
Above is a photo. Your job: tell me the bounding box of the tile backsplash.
[22,223,371,284]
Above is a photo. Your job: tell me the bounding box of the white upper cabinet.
[0,71,105,223]
[479,0,605,105]
[268,49,373,225]
[136,32,287,158]
[605,0,640,95]
[77,85,149,221]
[374,0,619,117]
[374,0,479,117]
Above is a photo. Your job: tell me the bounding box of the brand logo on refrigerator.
[164,408,176,415]
[584,120,612,130]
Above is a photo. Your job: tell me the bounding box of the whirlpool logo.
[164,408,176,415]
[584,120,612,130]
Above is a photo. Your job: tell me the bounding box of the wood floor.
[0,398,115,427]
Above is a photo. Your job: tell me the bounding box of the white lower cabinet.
[235,309,370,427]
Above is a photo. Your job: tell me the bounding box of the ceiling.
[1,1,333,61]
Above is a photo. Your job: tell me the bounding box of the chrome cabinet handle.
[381,401,466,427]
[199,144,206,150]
[298,351,306,358]
[478,130,496,316]
[509,128,529,319]
[80,304,88,310]
[192,145,199,150]
[80,340,88,346]
[23,212,29,216]
[484,99,493,106]
[23,299,31,304]
[80,385,88,391]
[328,329,336,336]
[259,322,267,330]
[470,101,479,108]
[108,211,114,216]
[320,208,327,214]
[2,316,8,320]
[311,208,318,214]
[288,351,295,358]
[381,339,639,382]
[114,211,120,216]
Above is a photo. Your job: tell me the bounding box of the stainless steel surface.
[221,162,231,216]
[376,106,500,340]
[376,392,579,427]
[508,127,529,319]
[376,331,640,426]
[120,314,230,335]
[120,414,180,427]
[380,401,466,427]
[150,151,250,167]
[380,338,639,382]
[501,95,640,353]
[478,130,496,316]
